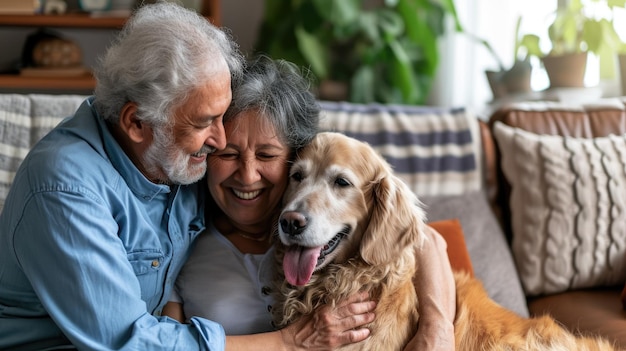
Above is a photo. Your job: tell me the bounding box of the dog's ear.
[360,171,425,266]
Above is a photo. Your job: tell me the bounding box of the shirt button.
[261,286,271,295]
[151,260,160,268]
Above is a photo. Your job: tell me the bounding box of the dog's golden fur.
[273,132,617,351]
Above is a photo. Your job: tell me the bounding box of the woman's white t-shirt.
[170,222,276,334]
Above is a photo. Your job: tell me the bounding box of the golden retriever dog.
[272,132,616,351]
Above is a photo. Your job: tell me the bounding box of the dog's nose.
[280,211,307,236]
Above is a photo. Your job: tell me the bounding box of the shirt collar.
[87,97,172,200]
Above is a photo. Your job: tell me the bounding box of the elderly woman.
[164,55,456,350]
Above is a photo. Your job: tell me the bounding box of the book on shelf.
[0,0,40,15]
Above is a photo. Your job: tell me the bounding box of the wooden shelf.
[0,0,220,93]
[0,14,127,29]
[0,74,95,91]
[0,0,220,28]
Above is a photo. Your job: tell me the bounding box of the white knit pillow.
[493,122,626,296]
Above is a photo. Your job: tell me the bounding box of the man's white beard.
[143,125,208,185]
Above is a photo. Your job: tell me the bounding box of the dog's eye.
[291,171,303,182]
[334,177,351,187]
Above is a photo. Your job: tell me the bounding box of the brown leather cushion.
[528,288,626,349]
[489,99,626,138]
[428,219,474,276]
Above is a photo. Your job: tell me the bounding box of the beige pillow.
[493,122,626,296]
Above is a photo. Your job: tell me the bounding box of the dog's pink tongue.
[283,245,322,286]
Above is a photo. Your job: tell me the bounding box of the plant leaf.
[312,0,360,26]
[388,40,419,103]
[377,9,404,38]
[583,19,604,53]
[350,65,375,103]
[519,34,543,58]
[608,0,626,7]
[359,12,380,44]
[561,14,580,52]
[295,25,328,79]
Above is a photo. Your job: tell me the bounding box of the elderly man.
[0,3,455,351]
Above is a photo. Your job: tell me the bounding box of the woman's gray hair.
[225,55,320,152]
[93,1,244,126]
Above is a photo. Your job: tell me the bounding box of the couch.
[1,94,625,348]
[487,99,626,349]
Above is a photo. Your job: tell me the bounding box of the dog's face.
[278,132,422,286]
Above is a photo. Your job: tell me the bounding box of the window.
[430,0,560,108]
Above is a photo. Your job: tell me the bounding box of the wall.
[221,0,263,55]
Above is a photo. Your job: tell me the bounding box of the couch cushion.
[493,122,626,297]
[421,191,529,317]
[319,101,483,197]
[528,288,626,349]
[488,98,626,241]
[428,218,474,276]
[0,94,86,212]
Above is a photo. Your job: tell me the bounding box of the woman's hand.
[280,290,376,350]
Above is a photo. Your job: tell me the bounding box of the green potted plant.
[253,0,463,104]
[520,0,625,88]
[481,17,539,99]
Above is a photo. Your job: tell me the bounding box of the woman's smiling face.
[206,110,291,232]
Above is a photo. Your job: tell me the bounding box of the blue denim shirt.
[0,98,225,350]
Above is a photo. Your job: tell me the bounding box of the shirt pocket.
[186,214,205,241]
[127,250,164,308]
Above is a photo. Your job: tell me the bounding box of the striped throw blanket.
[0,94,87,212]
[318,101,483,197]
